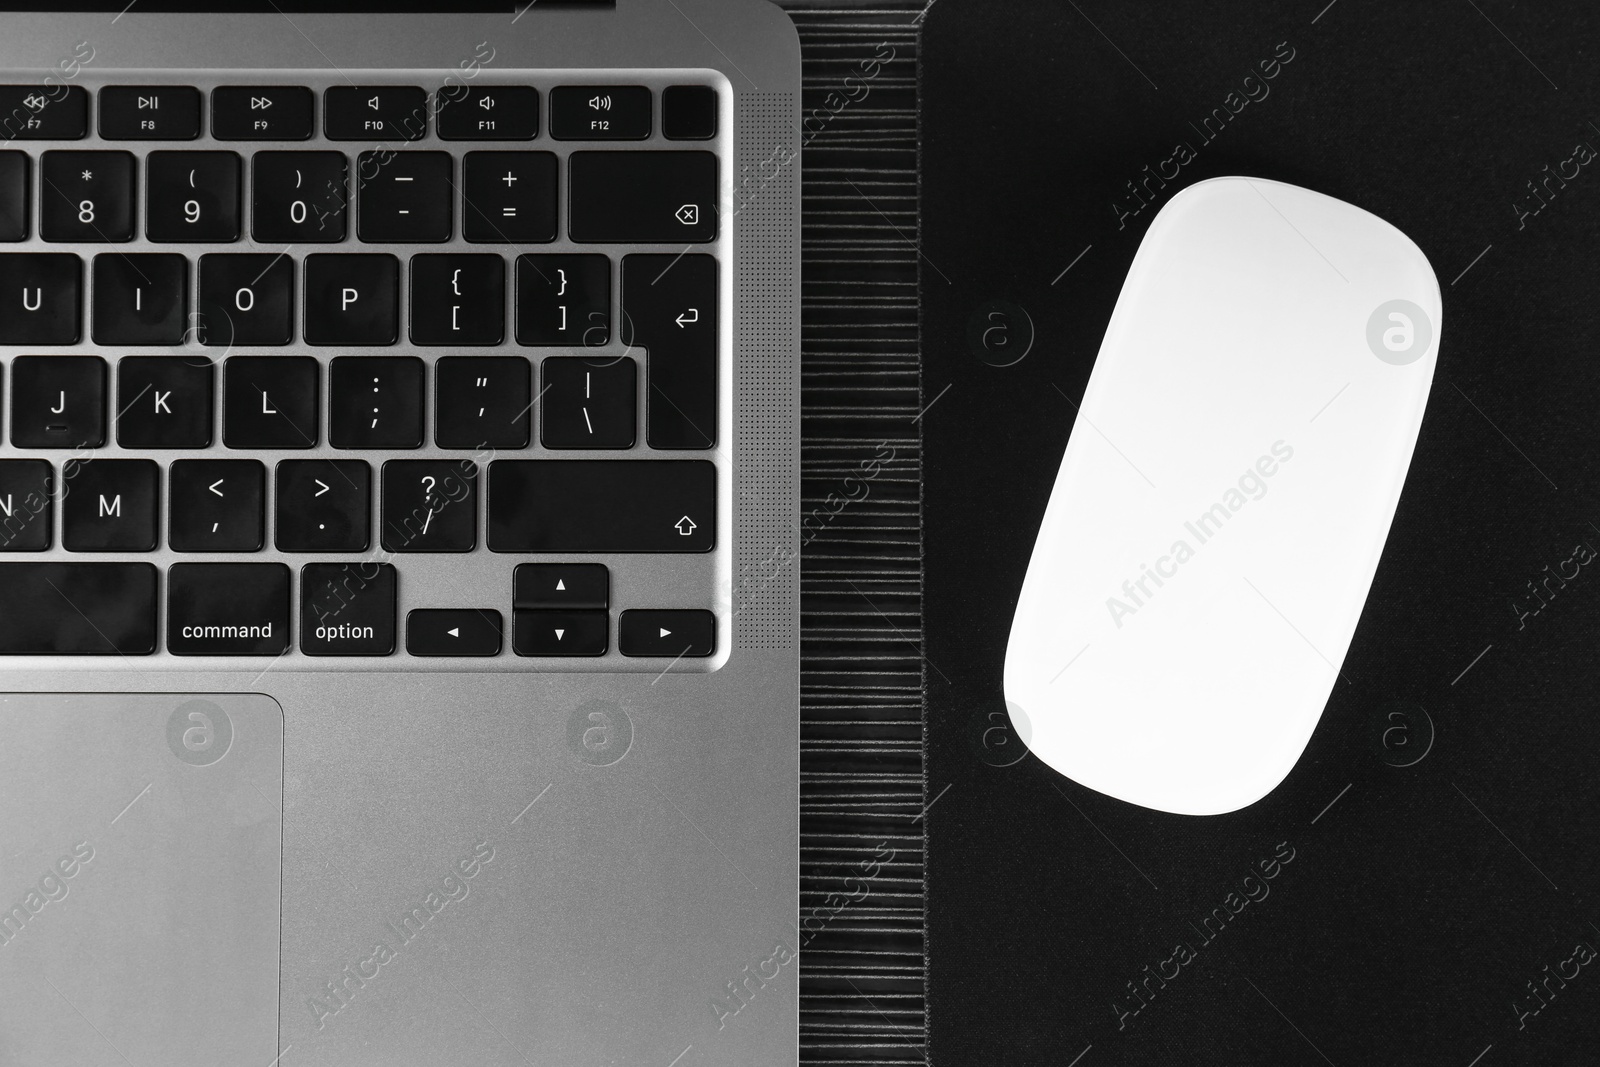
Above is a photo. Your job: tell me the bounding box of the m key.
[61,458,158,551]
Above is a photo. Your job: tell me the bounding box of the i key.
[40,150,134,242]
[61,458,158,551]
[117,356,214,448]
[276,460,370,552]
[169,459,264,552]
[0,253,81,344]
[515,253,609,346]
[93,253,188,345]
[357,151,451,242]
[10,355,105,448]
[381,460,477,552]
[305,253,398,345]
[410,254,504,345]
[146,151,240,242]
[541,357,636,449]
[329,356,424,449]
[435,356,532,449]
[253,152,348,243]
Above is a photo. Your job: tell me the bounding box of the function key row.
[0,84,718,143]
[0,559,714,657]
[0,149,717,244]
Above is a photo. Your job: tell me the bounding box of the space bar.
[0,563,158,654]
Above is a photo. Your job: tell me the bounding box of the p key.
[305,253,398,345]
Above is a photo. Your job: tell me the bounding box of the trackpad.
[0,694,282,1066]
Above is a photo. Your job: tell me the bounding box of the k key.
[116,356,214,448]
[10,355,105,448]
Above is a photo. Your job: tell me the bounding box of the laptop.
[0,3,800,1064]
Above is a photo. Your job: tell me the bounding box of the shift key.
[488,460,714,553]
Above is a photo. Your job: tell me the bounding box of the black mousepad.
[921,2,1600,1064]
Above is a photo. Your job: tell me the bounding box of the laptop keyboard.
[0,76,726,665]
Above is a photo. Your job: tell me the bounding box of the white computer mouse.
[1004,176,1440,816]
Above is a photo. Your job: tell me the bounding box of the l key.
[622,254,717,449]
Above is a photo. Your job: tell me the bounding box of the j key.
[515,253,609,346]
[61,458,158,551]
[663,85,718,140]
[276,460,370,552]
[326,86,428,141]
[622,254,717,448]
[410,254,504,345]
[434,356,531,449]
[0,253,80,344]
[92,253,188,345]
[167,562,289,655]
[407,609,503,656]
[329,356,424,449]
[541,357,636,449]
[619,609,715,657]
[437,86,537,141]
[146,151,241,242]
[514,563,609,609]
[549,86,651,140]
[40,150,135,242]
[169,459,264,552]
[99,85,202,140]
[11,355,104,448]
[0,151,27,240]
[117,356,214,448]
[302,562,396,656]
[513,610,608,656]
[569,152,716,243]
[223,356,319,449]
[305,253,398,345]
[0,460,53,551]
[357,151,451,242]
[198,253,293,346]
[0,562,156,654]
[253,152,348,243]
[212,86,313,141]
[487,460,714,552]
[462,152,557,243]
[0,85,88,140]
[381,459,477,552]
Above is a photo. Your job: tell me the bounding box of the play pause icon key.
[406,609,502,656]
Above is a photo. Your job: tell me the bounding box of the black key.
[0,460,53,551]
[515,253,609,346]
[541,357,636,449]
[0,85,88,141]
[252,151,348,243]
[10,355,104,448]
[409,254,504,345]
[462,152,557,243]
[514,563,608,609]
[357,151,451,242]
[275,459,369,552]
[513,610,608,656]
[407,609,503,656]
[223,356,319,449]
[326,86,428,141]
[623,254,717,448]
[301,562,396,655]
[619,609,715,657]
[99,86,201,140]
[550,86,651,140]
[0,563,155,654]
[569,152,716,243]
[40,150,135,242]
[92,253,188,345]
[329,356,424,449]
[116,356,214,448]
[0,151,27,240]
[169,459,264,552]
[168,562,289,655]
[0,253,80,344]
[663,86,717,140]
[487,460,714,552]
[212,86,313,141]
[146,151,240,242]
[434,356,531,449]
[305,253,398,345]
[61,458,159,551]
[198,253,293,346]
[437,86,537,141]
[381,459,476,552]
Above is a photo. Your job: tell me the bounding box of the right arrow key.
[619,610,715,658]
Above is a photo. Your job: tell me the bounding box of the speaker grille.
[733,91,799,650]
